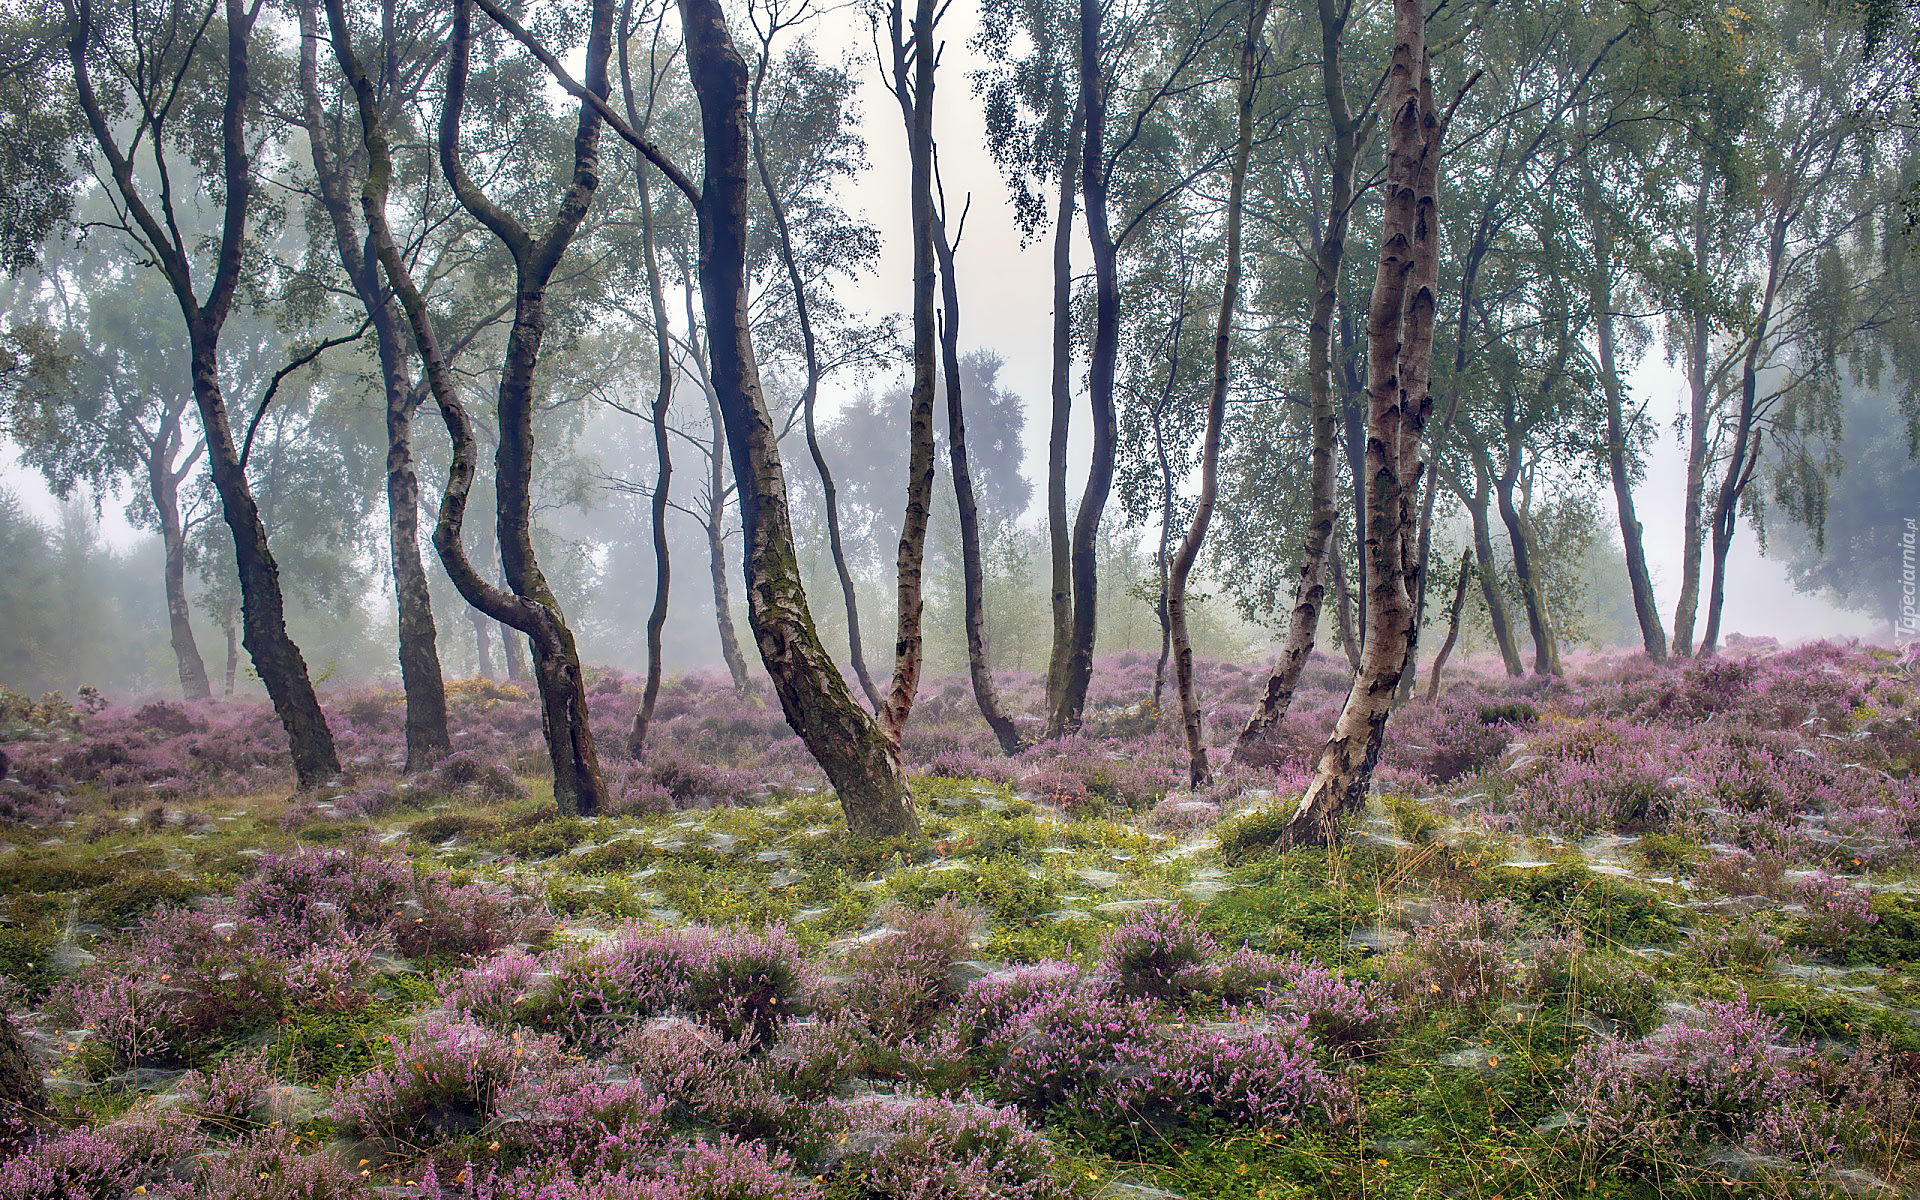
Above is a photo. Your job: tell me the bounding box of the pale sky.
[1,0,1883,649]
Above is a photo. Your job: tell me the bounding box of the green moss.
[0,921,58,998]
[78,869,207,929]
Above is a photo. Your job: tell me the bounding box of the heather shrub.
[1790,871,1879,956]
[1501,721,1689,834]
[1112,1019,1348,1130]
[682,926,811,1048]
[466,1138,823,1200]
[1381,899,1519,1008]
[333,1017,559,1139]
[177,1048,277,1127]
[990,989,1159,1111]
[496,1074,671,1172]
[826,1093,1073,1200]
[515,929,698,1050]
[1219,951,1399,1053]
[1098,905,1217,1005]
[1563,995,1848,1175]
[1691,847,1789,898]
[425,751,529,802]
[839,900,979,1036]
[1525,933,1662,1033]
[949,963,1087,1052]
[618,1018,799,1145]
[0,1129,139,1200]
[166,1128,366,1200]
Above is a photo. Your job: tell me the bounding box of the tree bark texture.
[678,0,919,837]
[1278,0,1442,846]
[1044,102,1085,720]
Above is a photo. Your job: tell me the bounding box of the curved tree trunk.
[624,142,676,757]
[1047,0,1118,739]
[678,0,918,837]
[298,1,450,772]
[1424,548,1473,702]
[1044,103,1085,721]
[1169,0,1267,788]
[1233,0,1357,764]
[1275,0,1443,846]
[149,416,212,702]
[1495,438,1559,677]
[934,213,1023,755]
[1672,179,1712,657]
[70,0,339,788]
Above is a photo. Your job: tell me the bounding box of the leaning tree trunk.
[334,0,604,814]
[1044,102,1084,721]
[298,0,450,772]
[678,0,918,837]
[1047,0,1118,739]
[623,140,676,758]
[1425,548,1473,701]
[1459,458,1523,676]
[748,58,882,712]
[1495,439,1559,677]
[1274,0,1443,847]
[69,0,339,788]
[1233,0,1358,765]
[433,0,612,815]
[934,215,1023,755]
[1330,539,1362,671]
[149,425,213,701]
[1169,0,1267,788]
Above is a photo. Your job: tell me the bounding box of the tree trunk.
[1169,0,1267,788]
[472,611,496,680]
[149,418,212,701]
[1331,535,1361,671]
[1151,403,1174,710]
[223,596,239,695]
[934,214,1023,755]
[623,100,676,758]
[1672,178,1712,657]
[1341,389,1369,650]
[1275,0,1442,846]
[748,49,881,711]
[193,339,341,786]
[435,0,610,816]
[1424,548,1472,701]
[1581,144,1666,662]
[501,624,530,682]
[1495,435,1559,677]
[1047,0,1118,739]
[69,0,339,787]
[1460,457,1523,676]
[1044,102,1085,722]
[1233,0,1356,765]
[706,503,752,695]
[876,0,942,746]
[678,0,918,837]
[298,1,450,772]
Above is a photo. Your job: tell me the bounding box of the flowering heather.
[1381,899,1521,1008]
[1564,995,1847,1173]
[827,1093,1074,1200]
[165,1128,367,1200]
[177,1048,276,1127]
[839,900,979,1036]
[1098,905,1218,1005]
[515,929,699,1050]
[680,925,812,1048]
[1219,951,1399,1053]
[496,1074,671,1172]
[460,1138,822,1200]
[0,1129,137,1200]
[332,1017,560,1139]
[990,988,1160,1111]
[1684,916,1787,969]
[447,948,549,1030]
[1113,1018,1348,1129]
[949,962,1088,1052]
[1791,870,1879,950]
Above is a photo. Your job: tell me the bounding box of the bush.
[332,1016,559,1139]
[826,1094,1073,1200]
[1564,995,1848,1176]
[839,900,978,1037]
[1098,906,1217,1006]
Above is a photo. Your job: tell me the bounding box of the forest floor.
[1,644,1918,1199]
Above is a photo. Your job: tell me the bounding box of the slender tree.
[64,0,341,786]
